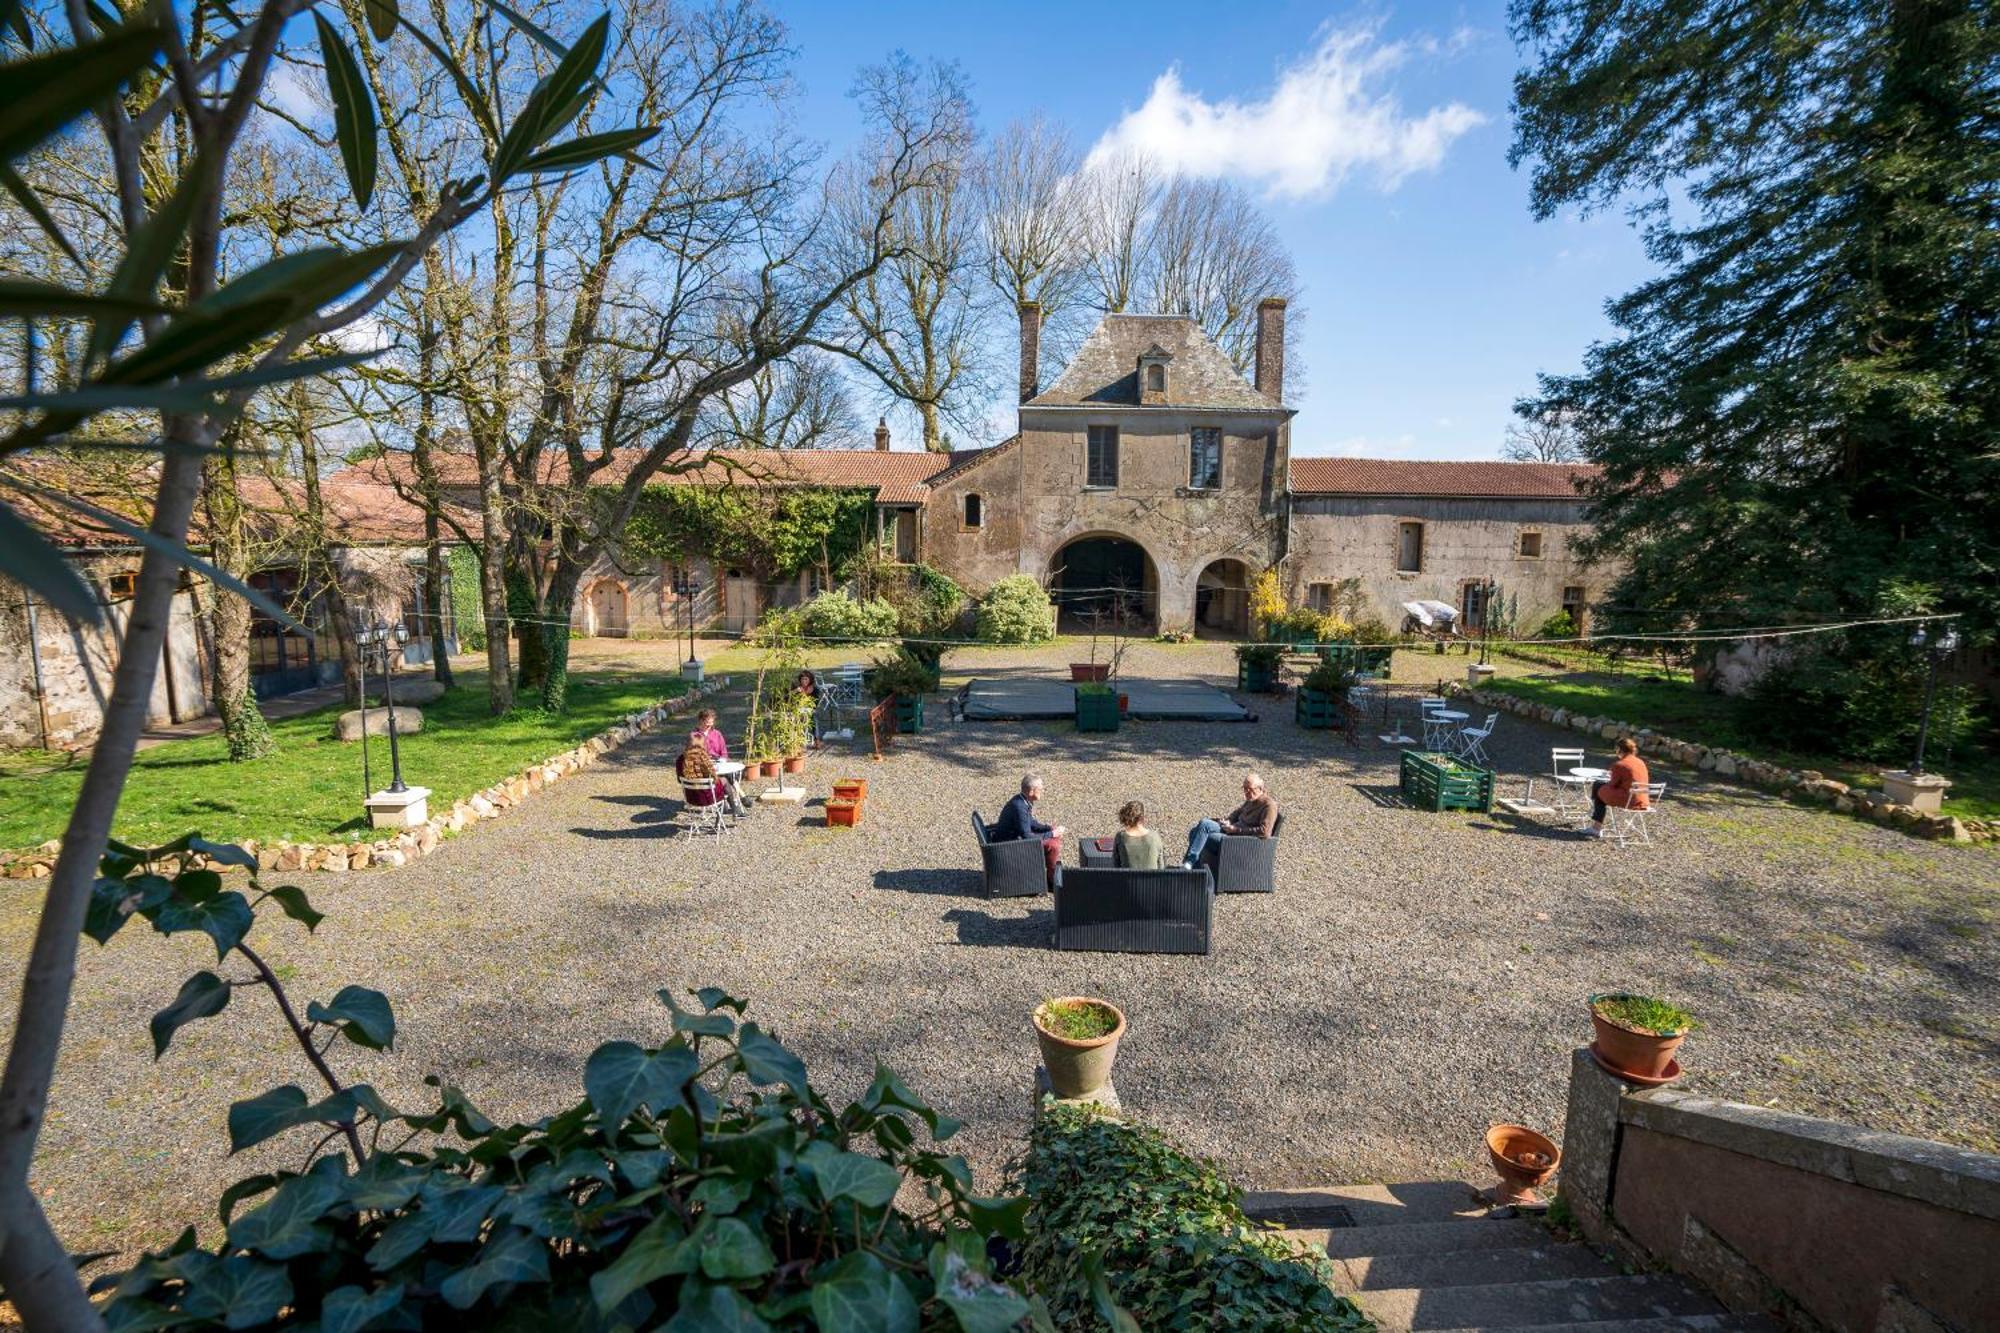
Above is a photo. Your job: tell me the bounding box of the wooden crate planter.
[1399,749,1495,812]
[893,695,924,733]
[1295,688,1340,729]
[1237,660,1277,692]
[825,799,861,828]
[1075,689,1121,733]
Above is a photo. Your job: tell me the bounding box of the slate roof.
[1287,457,1598,499]
[1027,314,1282,411]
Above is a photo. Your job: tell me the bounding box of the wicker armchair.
[1054,867,1212,954]
[971,811,1050,898]
[1196,812,1285,893]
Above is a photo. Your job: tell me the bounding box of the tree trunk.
[536,561,583,713]
[512,559,548,698]
[474,435,513,715]
[919,398,945,453]
[413,321,454,688]
[423,528,453,688]
[202,446,276,760]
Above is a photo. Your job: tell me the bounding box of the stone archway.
[1194,558,1252,637]
[586,579,629,638]
[1046,533,1159,634]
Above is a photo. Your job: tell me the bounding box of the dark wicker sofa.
[1054,867,1212,954]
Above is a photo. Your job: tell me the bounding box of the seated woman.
[1581,736,1649,839]
[689,707,747,815]
[1113,800,1164,869]
[675,736,724,809]
[795,670,823,750]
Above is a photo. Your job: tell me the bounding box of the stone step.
[1425,1318,1777,1333]
[1315,1219,1551,1261]
[1243,1180,1488,1229]
[1359,1274,1724,1331]
[1338,1244,1619,1293]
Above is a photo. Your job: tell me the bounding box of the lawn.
[0,666,689,852]
[1485,671,2000,820]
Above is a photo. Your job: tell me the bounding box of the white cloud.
[1087,22,1485,199]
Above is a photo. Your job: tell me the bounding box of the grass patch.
[1036,998,1120,1041]
[1593,993,1696,1035]
[1486,672,2000,819]
[0,666,687,851]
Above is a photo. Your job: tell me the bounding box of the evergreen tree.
[1510,0,2000,637]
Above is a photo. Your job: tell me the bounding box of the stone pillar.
[1018,301,1043,402]
[1558,1045,1627,1241]
[1254,297,1286,401]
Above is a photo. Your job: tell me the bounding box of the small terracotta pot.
[1589,994,1687,1081]
[1032,997,1125,1098]
[757,759,779,779]
[1069,663,1109,682]
[825,799,860,828]
[1117,694,1129,714]
[831,778,868,803]
[1486,1124,1560,1206]
[782,755,805,774]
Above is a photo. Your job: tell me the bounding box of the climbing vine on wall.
[623,486,875,580]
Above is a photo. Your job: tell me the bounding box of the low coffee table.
[1078,836,1116,868]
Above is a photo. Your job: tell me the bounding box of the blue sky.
[774,1,1657,460]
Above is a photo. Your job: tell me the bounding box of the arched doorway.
[587,579,629,638]
[1047,535,1158,634]
[1194,559,1251,637]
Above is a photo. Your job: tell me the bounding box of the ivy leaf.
[217,1174,278,1227]
[810,1252,917,1333]
[188,836,256,870]
[583,1041,695,1131]
[227,1085,358,1154]
[149,971,230,1059]
[931,1244,1029,1333]
[734,1025,806,1093]
[588,1212,692,1311]
[696,1217,774,1281]
[660,1279,772,1333]
[1082,1250,1142,1333]
[365,1209,436,1272]
[85,873,172,946]
[226,1169,344,1259]
[322,1283,406,1333]
[438,1227,550,1309]
[152,888,252,960]
[688,1175,751,1215]
[175,1252,293,1328]
[312,12,377,210]
[800,1142,901,1209]
[862,1064,959,1141]
[693,986,747,1014]
[669,1010,735,1038]
[964,1194,1031,1240]
[420,1180,504,1243]
[261,884,323,932]
[345,1154,424,1212]
[306,985,395,1050]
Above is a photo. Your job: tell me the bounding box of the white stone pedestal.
[365,786,431,829]
[1881,770,1951,813]
[1033,1066,1119,1113]
[1467,663,1497,688]
[680,659,704,685]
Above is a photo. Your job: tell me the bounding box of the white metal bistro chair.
[1454,712,1499,766]
[679,783,732,842]
[1550,748,1593,815]
[1603,782,1666,847]
[1418,696,1452,750]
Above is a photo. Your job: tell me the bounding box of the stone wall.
[1287,495,1598,630]
[1559,1048,2000,1332]
[570,553,722,638]
[919,442,1029,593]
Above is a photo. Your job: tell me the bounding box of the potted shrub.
[1295,656,1357,729]
[1075,682,1119,732]
[869,650,934,734]
[831,777,868,803]
[1032,997,1125,1099]
[1588,993,1693,1082]
[1235,642,1284,693]
[825,798,861,828]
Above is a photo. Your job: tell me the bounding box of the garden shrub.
[799,590,899,642]
[1738,646,1979,764]
[976,575,1055,644]
[1013,1105,1369,1331]
[867,647,940,700]
[1536,610,1577,640]
[87,837,1031,1330]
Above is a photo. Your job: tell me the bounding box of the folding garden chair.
[679,783,732,842]
[1418,696,1452,750]
[1549,748,1592,816]
[1454,712,1499,766]
[1603,782,1666,847]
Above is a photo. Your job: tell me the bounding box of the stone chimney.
[1254,297,1286,402]
[873,417,891,452]
[1018,301,1043,403]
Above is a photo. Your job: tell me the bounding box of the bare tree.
[710,350,862,450]
[1144,175,1301,376]
[979,115,1085,329]
[1074,149,1159,316]
[1503,403,1583,463]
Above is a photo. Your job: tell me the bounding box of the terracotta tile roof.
[333,446,984,501]
[1028,314,1283,411]
[1287,457,1598,499]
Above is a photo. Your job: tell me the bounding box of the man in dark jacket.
[1183,771,1277,868]
[992,773,1065,886]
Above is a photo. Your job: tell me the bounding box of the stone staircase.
[1243,1182,1775,1333]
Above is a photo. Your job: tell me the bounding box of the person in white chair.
[1580,737,1650,839]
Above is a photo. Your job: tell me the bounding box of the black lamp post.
[356,618,411,794]
[680,572,703,665]
[1909,622,1961,776]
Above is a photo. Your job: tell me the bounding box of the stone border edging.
[0,679,727,880]
[1456,684,1990,845]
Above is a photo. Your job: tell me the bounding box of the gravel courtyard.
[5,641,1996,1262]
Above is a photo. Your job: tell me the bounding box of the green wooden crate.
[1295,688,1340,729]
[1075,689,1120,733]
[1238,660,1277,692]
[1399,749,1494,812]
[894,695,924,733]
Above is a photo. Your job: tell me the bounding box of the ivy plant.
[84,837,1039,1330]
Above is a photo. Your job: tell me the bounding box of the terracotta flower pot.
[1069,663,1109,682]
[831,778,868,803]
[1589,994,1687,1081]
[1117,693,1129,714]
[825,799,860,828]
[1032,997,1125,1099]
[1485,1124,1560,1206]
[782,755,805,774]
[757,759,779,779]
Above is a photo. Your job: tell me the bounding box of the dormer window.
[1136,342,1173,405]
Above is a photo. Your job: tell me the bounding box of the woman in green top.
[1113,800,1164,869]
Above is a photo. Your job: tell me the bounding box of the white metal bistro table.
[713,760,745,779]
[1430,709,1468,746]
[1566,766,1609,784]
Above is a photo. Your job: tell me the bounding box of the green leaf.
[438,1227,550,1309]
[263,884,323,932]
[185,242,404,325]
[932,1246,1030,1333]
[800,1141,901,1209]
[227,1085,359,1154]
[661,1279,772,1333]
[1082,1249,1142,1333]
[1,349,381,416]
[307,984,395,1050]
[0,276,167,319]
[0,500,101,623]
[88,149,215,366]
[735,1025,807,1093]
[669,1011,734,1038]
[365,1209,436,1271]
[313,12,378,210]
[226,1168,344,1259]
[489,11,609,183]
[516,126,658,175]
[359,0,398,41]
[217,1174,277,1226]
[84,872,172,946]
[583,1040,695,1130]
[810,1252,918,1333]
[151,888,252,959]
[588,1212,692,1311]
[344,1154,424,1211]
[149,971,230,1058]
[696,1217,774,1281]
[187,836,256,869]
[176,1253,293,1329]
[0,22,163,163]
[322,1283,406,1333]
[964,1193,1031,1240]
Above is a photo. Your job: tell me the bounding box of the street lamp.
[678,571,705,684]
[1909,622,1962,777]
[356,617,426,828]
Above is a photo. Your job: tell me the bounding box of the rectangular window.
[1461,581,1488,630]
[1305,582,1334,613]
[1518,530,1543,559]
[1188,427,1222,489]
[1086,425,1119,488]
[106,571,138,600]
[1396,521,1424,573]
[1562,585,1587,632]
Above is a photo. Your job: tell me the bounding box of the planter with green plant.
[1296,657,1359,729]
[1236,642,1285,693]
[1398,749,1495,811]
[1032,997,1126,1098]
[1589,993,1694,1082]
[1075,683,1120,733]
[868,649,936,734]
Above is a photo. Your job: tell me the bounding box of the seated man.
[1183,771,1277,869]
[1581,736,1649,839]
[992,773,1066,887]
